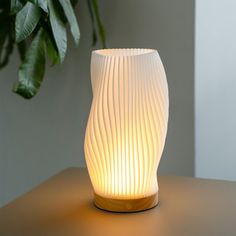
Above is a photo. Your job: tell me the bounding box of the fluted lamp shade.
[84,48,169,212]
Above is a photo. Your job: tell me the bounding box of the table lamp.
[84,48,169,212]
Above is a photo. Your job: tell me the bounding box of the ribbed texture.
[84,49,169,199]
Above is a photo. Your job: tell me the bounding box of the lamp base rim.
[94,192,158,213]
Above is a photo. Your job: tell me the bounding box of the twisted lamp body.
[84,49,169,212]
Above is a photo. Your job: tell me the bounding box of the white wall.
[0,0,195,207]
[195,0,236,180]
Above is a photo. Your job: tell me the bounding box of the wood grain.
[94,193,158,212]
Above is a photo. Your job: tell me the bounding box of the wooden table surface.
[1,168,236,236]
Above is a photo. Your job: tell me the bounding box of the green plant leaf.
[40,20,59,65]
[0,17,14,69]
[71,0,78,7]
[48,0,67,63]
[58,0,80,45]
[17,40,27,61]
[13,28,46,99]
[0,16,7,53]
[90,0,106,48]
[0,1,9,11]
[87,0,97,46]
[29,0,48,13]
[46,33,60,65]
[0,33,12,69]
[15,2,41,43]
[10,0,24,14]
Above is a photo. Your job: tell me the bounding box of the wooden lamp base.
[94,193,159,213]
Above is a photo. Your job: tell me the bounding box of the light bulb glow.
[84,49,169,210]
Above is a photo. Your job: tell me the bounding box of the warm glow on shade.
[84,48,169,212]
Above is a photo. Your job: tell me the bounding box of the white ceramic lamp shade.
[84,49,169,212]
